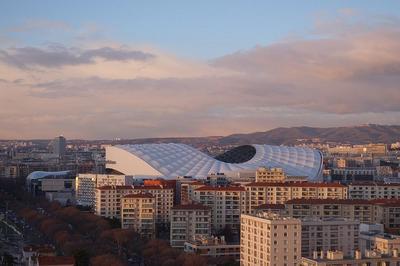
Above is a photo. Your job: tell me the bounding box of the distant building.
[240,213,301,266]
[255,167,286,182]
[348,182,400,200]
[51,136,66,158]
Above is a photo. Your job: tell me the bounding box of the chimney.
[313,251,318,259]
[393,249,398,257]
[355,250,361,259]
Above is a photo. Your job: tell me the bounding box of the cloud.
[0,14,400,139]
[0,45,155,69]
[6,19,71,33]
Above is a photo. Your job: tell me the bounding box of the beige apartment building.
[193,186,246,232]
[244,182,347,214]
[95,184,174,224]
[348,182,400,200]
[121,193,155,238]
[256,167,307,183]
[170,204,211,248]
[301,218,359,258]
[360,232,400,255]
[241,213,301,266]
[285,198,400,231]
[75,174,132,206]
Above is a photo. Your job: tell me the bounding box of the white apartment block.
[193,186,246,232]
[121,193,155,239]
[170,204,211,248]
[244,182,347,214]
[75,174,132,206]
[348,182,400,200]
[301,218,359,258]
[95,185,174,224]
[241,213,301,266]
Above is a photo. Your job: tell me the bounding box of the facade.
[301,249,400,266]
[348,182,400,200]
[240,213,302,266]
[75,174,132,206]
[170,204,211,248]
[285,198,400,231]
[301,218,359,258]
[244,182,347,214]
[106,143,323,180]
[255,167,286,182]
[121,193,155,238]
[193,186,246,232]
[95,185,174,224]
[184,236,240,259]
[359,232,400,255]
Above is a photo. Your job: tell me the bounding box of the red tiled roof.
[349,182,400,187]
[38,256,75,266]
[285,198,371,205]
[172,204,211,210]
[123,192,154,198]
[97,185,173,190]
[245,182,345,188]
[195,185,245,192]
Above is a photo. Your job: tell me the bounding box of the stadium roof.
[106,143,323,180]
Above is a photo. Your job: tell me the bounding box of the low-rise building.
[170,204,211,248]
[121,193,155,238]
[184,236,240,259]
[301,249,400,266]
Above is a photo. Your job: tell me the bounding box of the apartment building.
[121,193,155,238]
[95,184,174,224]
[75,174,132,206]
[285,198,400,231]
[301,218,359,258]
[193,186,246,232]
[178,180,205,205]
[240,213,301,266]
[348,182,400,200]
[170,204,211,248]
[256,167,286,182]
[244,182,347,214]
[285,199,375,223]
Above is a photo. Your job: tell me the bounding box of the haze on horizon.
[0,0,400,139]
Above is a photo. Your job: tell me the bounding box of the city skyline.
[1,1,400,139]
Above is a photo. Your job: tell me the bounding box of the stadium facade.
[106,143,323,180]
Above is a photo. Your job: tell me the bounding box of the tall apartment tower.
[52,135,66,158]
[241,213,301,266]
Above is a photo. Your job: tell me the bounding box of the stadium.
[106,143,323,180]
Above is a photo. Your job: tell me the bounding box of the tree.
[74,249,91,266]
[90,254,127,266]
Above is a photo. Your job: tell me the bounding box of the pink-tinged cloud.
[0,16,399,139]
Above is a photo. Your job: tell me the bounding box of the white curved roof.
[27,171,71,181]
[106,143,323,180]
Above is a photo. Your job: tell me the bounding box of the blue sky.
[2,0,400,58]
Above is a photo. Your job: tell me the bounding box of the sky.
[0,1,400,139]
